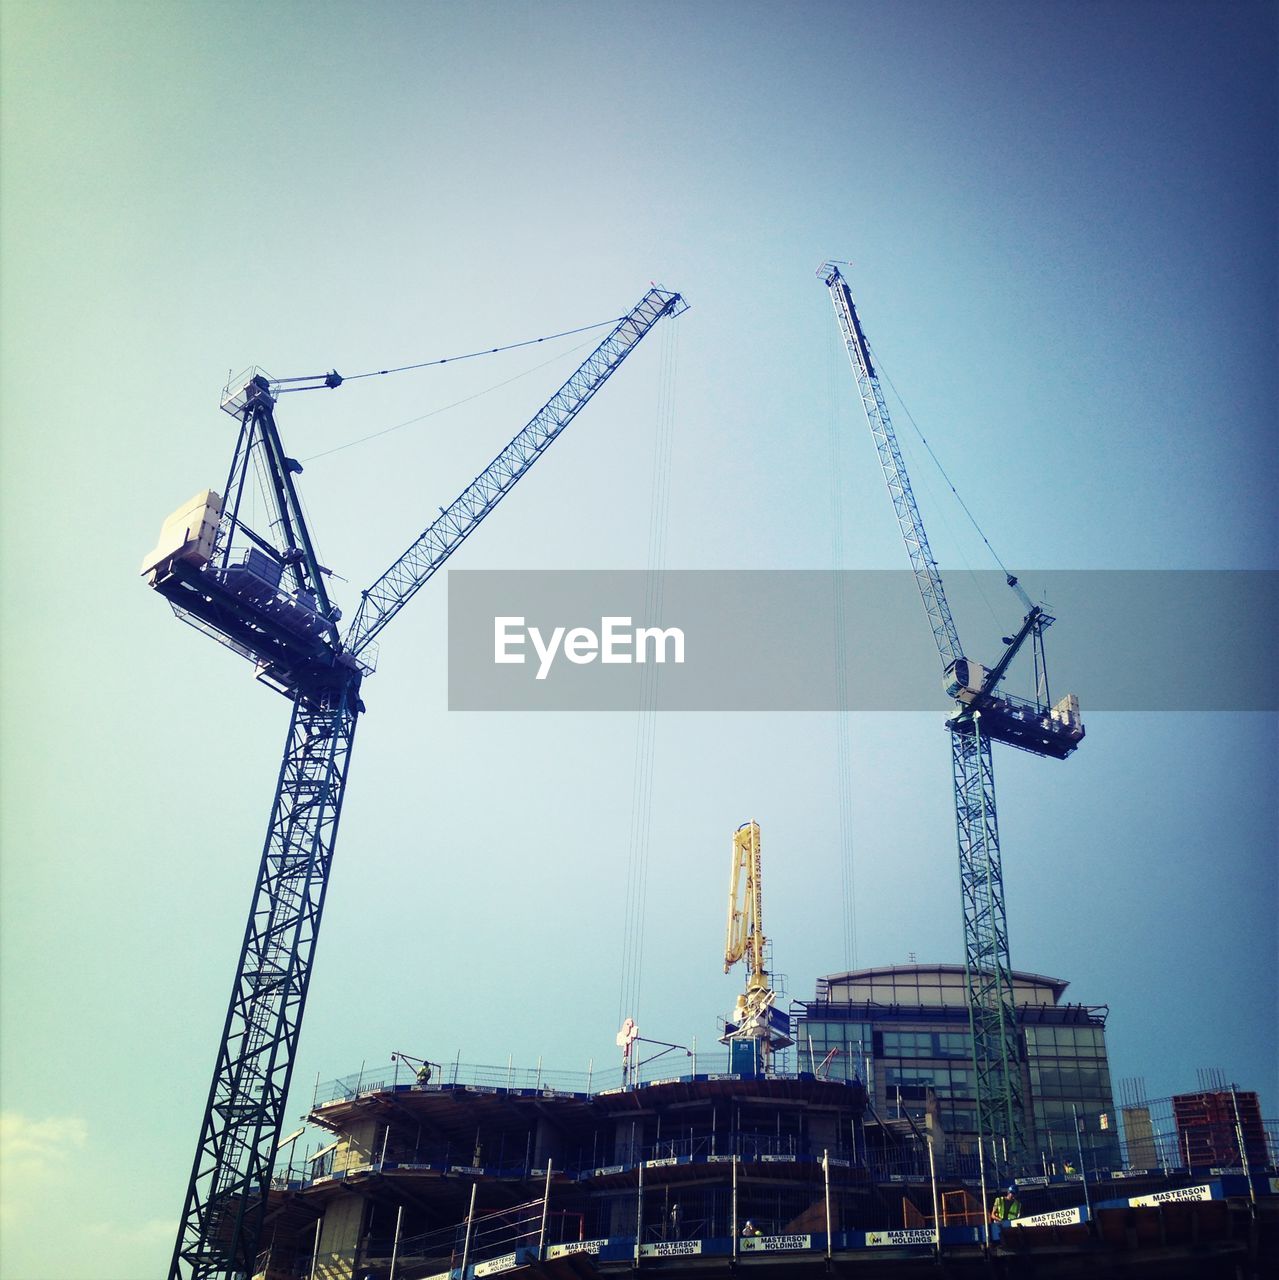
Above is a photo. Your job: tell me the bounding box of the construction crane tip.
[816,258,853,279]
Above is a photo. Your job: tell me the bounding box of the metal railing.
[312,1050,821,1107]
[275,1134,939,1193]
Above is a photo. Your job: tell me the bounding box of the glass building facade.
[792,964,1120,1170]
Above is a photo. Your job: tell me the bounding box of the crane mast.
[819,262,1027,1161]
[145,286,686,1279]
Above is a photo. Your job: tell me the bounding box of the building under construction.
[248,826,1277,1276]
[253,1015,1277,1280]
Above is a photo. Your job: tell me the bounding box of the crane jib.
[820,263,962,671]
[344,287,685,659]
[836,279,876,379]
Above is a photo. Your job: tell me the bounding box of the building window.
[881,1030,972,1060]
[884,1065,972,1100]
[791,1019,872,1082]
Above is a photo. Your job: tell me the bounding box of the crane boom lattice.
[820,265,961,671]
[345,288,687,658]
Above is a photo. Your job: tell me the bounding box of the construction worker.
[990,1186,1021,1224]
[415,1059,433,1085]
[741,1219,761,1237]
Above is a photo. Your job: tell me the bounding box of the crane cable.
[617,319,679,1036]
[279,316,625,390]
[826,319,859,973]
[301,335,600,463]
[616,320,677,1031]
[869,343,1019,587]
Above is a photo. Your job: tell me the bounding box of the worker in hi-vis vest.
[990,1187,1021,1223]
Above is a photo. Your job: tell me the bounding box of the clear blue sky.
[1,2,1274,1276]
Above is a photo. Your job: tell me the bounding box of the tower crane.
[142,285,687,1280]
[818,263,1083,1166]
[721,820,792,1074]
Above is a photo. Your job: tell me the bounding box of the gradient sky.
[1,3,1275,1277]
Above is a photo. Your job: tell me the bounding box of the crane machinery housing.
[142,286,687,1280]
[721,820,793,1075]
[818,261,1084,1172]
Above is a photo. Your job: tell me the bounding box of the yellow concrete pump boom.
[724,819,766,989]
[721,820,792,1073]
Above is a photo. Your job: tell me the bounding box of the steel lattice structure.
[951,722,1022,1150]
[145,286,686,1278]
[820,262,1033,1162]
[823,274,962,671]
[346,290,685,658]
[176,692,360,1278]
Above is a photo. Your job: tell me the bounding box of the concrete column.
[533,1116,562,1168]
[313,1120,379,1280]
[808,1110,838,1156]
[334,1119,380,1173]
[314,1196,365,1280]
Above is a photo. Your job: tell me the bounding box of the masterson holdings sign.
[741,1234,811,1252]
